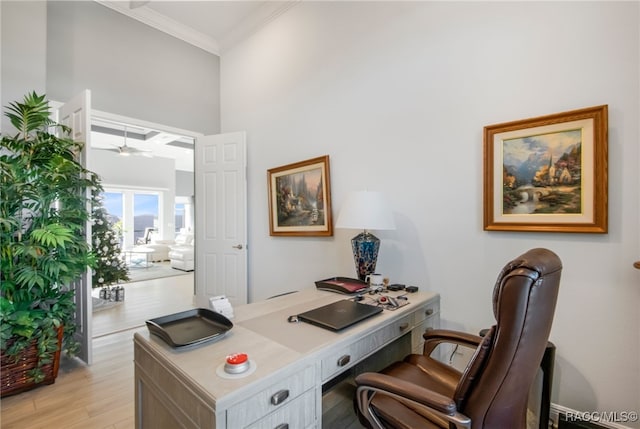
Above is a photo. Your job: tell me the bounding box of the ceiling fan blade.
[125,146,153,156]
[98,145,136,156]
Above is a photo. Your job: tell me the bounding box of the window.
[174,196,193,233]
[133,193,159,243]
[101,188,162,248]
[175,203,185,233]
[103,192,123,220]
[101,192,124,246]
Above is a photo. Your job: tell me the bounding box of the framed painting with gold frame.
[268,155,333,236]
[483,105,608,233]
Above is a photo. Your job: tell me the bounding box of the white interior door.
[57,89,92,365]
[195,132,248,308]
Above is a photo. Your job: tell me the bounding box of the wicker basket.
[0,326,63,397]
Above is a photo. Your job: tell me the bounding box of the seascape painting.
[502,129,582,215]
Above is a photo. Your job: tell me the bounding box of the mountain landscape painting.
[502,129,582,215]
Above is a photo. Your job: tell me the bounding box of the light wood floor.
[92,269,195,338]
[1,328,140,429]
[1,273,364,428]
[1,273,195,429]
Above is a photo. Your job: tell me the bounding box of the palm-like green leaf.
[1,92,99,383]
[30,224,74,248]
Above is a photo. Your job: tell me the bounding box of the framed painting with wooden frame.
[483,105,608,233]
[268,155,333,236]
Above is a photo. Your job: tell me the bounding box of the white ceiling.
[144,1,267,42]
[97,1,296,55]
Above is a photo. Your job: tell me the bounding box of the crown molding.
[218,0,300,53]
[95,1,221,55]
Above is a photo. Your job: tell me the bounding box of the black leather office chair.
[355,248,562,429]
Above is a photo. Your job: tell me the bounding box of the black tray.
[315,277,368,294]
[145,308,233,348]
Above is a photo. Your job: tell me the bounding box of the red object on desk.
[315,277,368,294]
[226,353,248,365]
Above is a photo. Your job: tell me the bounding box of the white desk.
[134,288,440,429]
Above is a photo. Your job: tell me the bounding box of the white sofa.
[168,233,194,271]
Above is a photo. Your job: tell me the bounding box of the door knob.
[232,244,243,250]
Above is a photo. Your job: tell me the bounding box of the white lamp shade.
[335,191,396,231]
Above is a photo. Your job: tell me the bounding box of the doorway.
[89,114,198,337]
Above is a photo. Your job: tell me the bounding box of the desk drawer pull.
[275,424,289,429]
[399,322,409,330]
[425,308,434,316]
[337,354,351,367]
[271,389,290,405]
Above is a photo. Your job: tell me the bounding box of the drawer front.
[321,314,413,381]
[227,366,315,428]
[245,389,316,429]
[412,300,439,325]
[411,316,439,354]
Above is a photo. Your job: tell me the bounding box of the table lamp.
[335,191,396,281]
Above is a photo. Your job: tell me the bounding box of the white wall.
[221,1,639,424]
[90,150,176,242]
[1,1,220,135]
[0,0,213,240]
[176,170,195,197]
[46,1,220,135]
[0,1,47,132]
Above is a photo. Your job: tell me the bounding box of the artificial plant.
[0,92,100,384]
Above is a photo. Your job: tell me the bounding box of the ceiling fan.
[96,126,153,157]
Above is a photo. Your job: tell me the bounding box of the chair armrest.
[423,329,483,356]
[355,372,456,415]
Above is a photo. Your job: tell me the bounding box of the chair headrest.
[492,248,562,319]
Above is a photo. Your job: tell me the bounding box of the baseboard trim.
[551,404,634,429]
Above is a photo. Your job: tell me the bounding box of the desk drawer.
[245,389,315,429]
[412,300,439,325]
[321,314,413,382]
[411,315,439,354]
[227,366,316,428]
